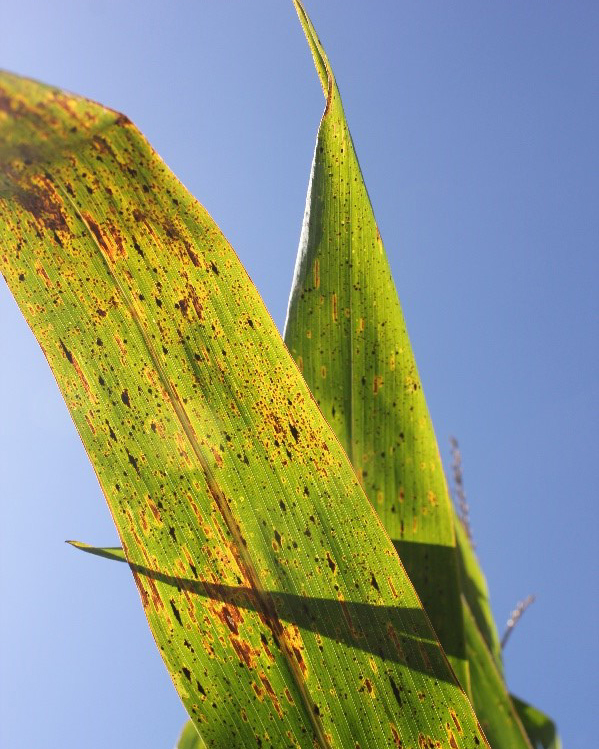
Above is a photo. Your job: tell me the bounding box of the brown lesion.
[14,175,68,233]
[260,673,284,718]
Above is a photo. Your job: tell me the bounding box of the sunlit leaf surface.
[0,60,487,749]
[283,4,558,747]
[283,0,468,691]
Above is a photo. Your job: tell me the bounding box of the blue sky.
[1,1,597,746]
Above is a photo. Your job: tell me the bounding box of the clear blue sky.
[1,1,597,747]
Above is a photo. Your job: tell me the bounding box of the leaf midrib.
[61,180,332,749]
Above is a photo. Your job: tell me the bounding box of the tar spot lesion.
[325,551,336,573]
[170,599,183,626]
[121,389,130,407]
[126,448,140,475]
[59,338,74,364]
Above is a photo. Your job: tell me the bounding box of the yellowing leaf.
[0,68,487,748]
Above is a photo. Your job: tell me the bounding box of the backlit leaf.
[511,695,561,749]
[175,720,206,749]
[0,64,487,749]
[454,515,503,675]
[463,601,532,748]
[284,0,468,691]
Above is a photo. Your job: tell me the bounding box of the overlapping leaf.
[463,602,532,749]
[0,64,487,749]
[454,515,503,675]
[511,696,561,749]
[283,4,558,748]
[284,0,468,691]
[175,721,206,749]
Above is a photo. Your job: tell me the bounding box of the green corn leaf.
[0,67,488,749]
[175,721,206,749]
[284,5,556,747]
[463,602,532,749]
[66,540,126,562]
[511,696,561,749]
[284,0,468,691]
[454,485,554,749]
[454,516,503,675]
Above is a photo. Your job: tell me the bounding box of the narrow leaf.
[176,721,206,749]
[463,601,533,749]
[454,516,503,674]
[0,69,487,749]
[66,540,125,563]
[511,696,561,749]
[284,0,468,690]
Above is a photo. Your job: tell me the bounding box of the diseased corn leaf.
[0,70,488,748]
[463,602,532,749]
[284,0,468,691]
[284,6,556,747]
[511,696,561,749]
[454,515,503,675]
[176,721,206,749]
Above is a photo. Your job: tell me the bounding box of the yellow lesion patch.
[449,710,462,734]
[332,292,338,322]
[313,258,320,289]
[35,262,53,288]
[84,411,96,434]
[259,673,283,718]
[389,723,403,748]
[146,495,163,525]
[445,725,459,749]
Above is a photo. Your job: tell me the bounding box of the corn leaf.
[175,721,206,749]
[454,517,503,675]
[0,66,487,749]
[511,696,561,749]
[284,0,468,691]
[463,603,532,749]
[283,4,554,748]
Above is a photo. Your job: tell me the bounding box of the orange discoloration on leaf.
[146,495,162,525]
[285,0,469,695]
[450,710,462,735]
[260,673,284,718]
[313,258,320,290]
[1,37,489,745]
[385,622,406,662]
[390,723,403,748]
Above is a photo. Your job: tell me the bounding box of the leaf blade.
[285,0,468,690]
[463,602,533,749]
[175,721,206,749]
[0,70,486,748]
[511,696,561,749]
